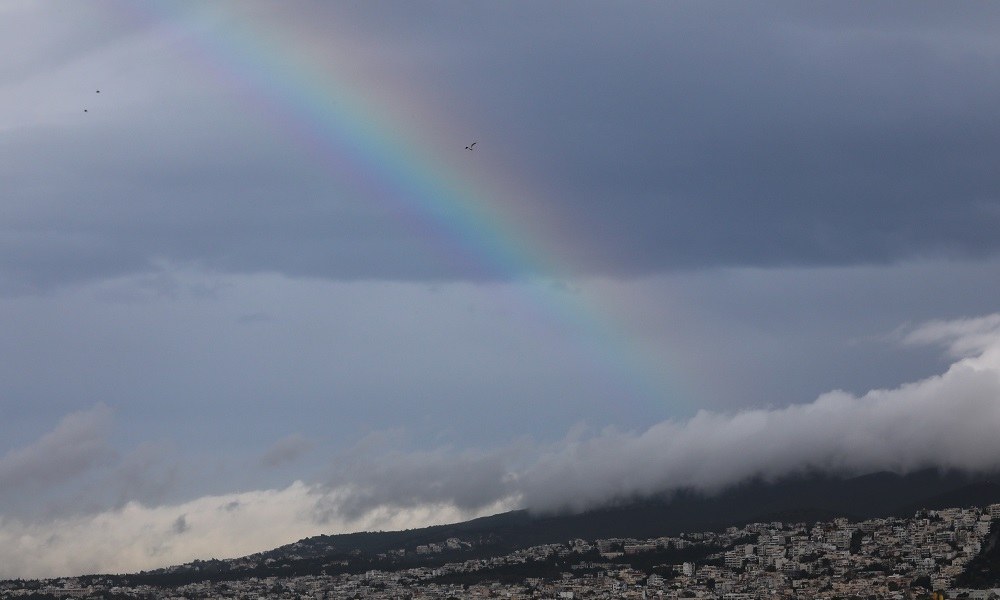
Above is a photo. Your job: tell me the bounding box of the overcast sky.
[4,1,1000,578]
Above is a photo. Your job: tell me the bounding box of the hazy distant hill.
[119,468,1000,586]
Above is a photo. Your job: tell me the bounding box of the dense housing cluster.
[4,504,1000,599]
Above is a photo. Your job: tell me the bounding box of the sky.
[3,0,1000,578]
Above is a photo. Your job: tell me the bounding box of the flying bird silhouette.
[85,90,100,112]
[465,142,477,151]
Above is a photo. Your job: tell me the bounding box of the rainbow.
[128,2,690,416]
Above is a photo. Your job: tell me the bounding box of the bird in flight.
[465,142,477,151]
[84,90,100,112]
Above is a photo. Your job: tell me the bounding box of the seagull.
[465,142,477,151]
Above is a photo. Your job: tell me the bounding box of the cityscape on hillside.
[4,502,1000,599]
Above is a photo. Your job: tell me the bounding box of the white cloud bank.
[0,482,514,579]
[517,314,1000,511]
[3,314,1000,579]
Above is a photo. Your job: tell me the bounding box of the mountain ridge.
[266,468,1000,557]
[103,468,1000,587]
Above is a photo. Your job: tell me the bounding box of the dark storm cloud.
[320,2,1000,274]
[496,3,1000,273]
[5,3,1000,288]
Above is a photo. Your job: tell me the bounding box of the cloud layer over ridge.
[5,314,999,578]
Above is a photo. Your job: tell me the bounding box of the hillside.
[111,468,1000,587]
[272,469,1000,556]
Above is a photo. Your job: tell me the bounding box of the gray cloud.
[318,437,521,521]
[901,314,1000,359]
[106,442,180,509]
[171,514,190,535]
[0,404,113,493]
[259,434,314,469]
[4,263,999,525]
[0,3,146,85]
